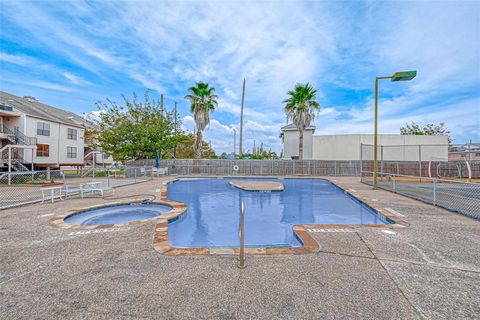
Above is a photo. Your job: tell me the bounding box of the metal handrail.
[238,201,246,269]
[0,125,37,145]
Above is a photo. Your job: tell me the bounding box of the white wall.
[22,116,85,166]
[283,129,314,159]
[312,134,449,161]
[95,152,113,165]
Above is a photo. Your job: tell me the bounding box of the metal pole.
[233,129,236,157]
[380,145,384,182]
[373,78,379,189]
[174,101,177,159]
[419,145,422,178]
[239,78,246,156]
[238,201,246,269]
[433,179,437,205]
[160,94,164,116]
[31,148,34,181]
[468,139,472,165]
[8,146,11,185]
[360,143,363,179]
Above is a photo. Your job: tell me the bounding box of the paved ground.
[1,177,479,319]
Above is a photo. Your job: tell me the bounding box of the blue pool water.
[64,203,172,226]
[168,178,392,248]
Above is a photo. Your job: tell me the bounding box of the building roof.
[281,123,316,131]
[0,91,88,128]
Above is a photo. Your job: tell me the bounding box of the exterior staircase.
[0,125,36,173]
[0,125,37,146]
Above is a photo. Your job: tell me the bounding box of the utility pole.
[233,129,236,157]
[174,101,177,158]
[239,78,246,156]
[160,94,164,116]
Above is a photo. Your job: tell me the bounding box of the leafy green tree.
[400,122,451,144]
[185,82,218,159]
[283,83,320,160]
[174,133,216,159]
[239,143,278,159]
[94,92,182,161]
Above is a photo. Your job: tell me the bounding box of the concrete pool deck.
[1,177,479,319]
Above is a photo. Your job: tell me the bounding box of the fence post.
[107,170,111,187]
[433,179,437,205]
[334,161,337,177]
[360,143,363,178]
[392,175,396,193]
[419,145,422,178]
[134,168,137,182]
[380,145,384,181]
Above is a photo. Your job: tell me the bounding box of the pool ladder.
[238,201,246,269]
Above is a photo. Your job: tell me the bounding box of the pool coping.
[50,198,187,230]
[152,176,409,255]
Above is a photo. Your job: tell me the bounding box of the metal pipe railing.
[238,201,246,269]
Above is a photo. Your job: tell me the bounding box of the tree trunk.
[194,129,203,159]
[298,129,304,161]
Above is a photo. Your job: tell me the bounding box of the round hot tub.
[64,203,172,226]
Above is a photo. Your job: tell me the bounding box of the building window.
[37,122,50,136]
[36,144,49,157]
[67,128,77,140]
[67,146,77,159]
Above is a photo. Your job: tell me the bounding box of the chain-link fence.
[0,166,152,210]
[127,159,363,176]
[360,143,480,178]
[360,143,480,220]
[361,172,480,220]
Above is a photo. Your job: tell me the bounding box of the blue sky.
[1,1,479,153]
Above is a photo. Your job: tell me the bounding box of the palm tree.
[283,83,320,160]
[185,82,218,159]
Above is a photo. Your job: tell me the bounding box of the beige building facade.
[281,124,449,161]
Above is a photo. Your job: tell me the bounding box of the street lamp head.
[391,70,417,82]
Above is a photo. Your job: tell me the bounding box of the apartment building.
[0,91,87,171]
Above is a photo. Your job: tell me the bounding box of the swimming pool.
[167,178,392,248]
[64,203,172,226]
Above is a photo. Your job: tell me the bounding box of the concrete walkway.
[0,177,479,319]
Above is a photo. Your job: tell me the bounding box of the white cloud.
[63,72,91,86]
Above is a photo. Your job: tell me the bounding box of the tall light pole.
[373,71,417,189]
[233,129,236,157]
[239,78,246,156]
